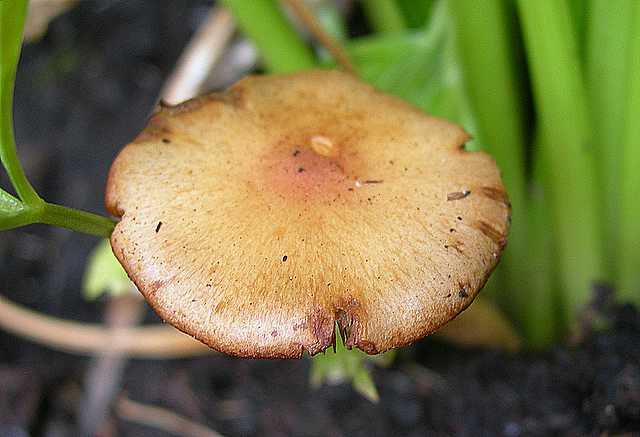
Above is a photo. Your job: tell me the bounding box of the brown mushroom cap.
[106,70,510,359]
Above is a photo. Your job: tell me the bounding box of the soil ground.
[1,1,638,436]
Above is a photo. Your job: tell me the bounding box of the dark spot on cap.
[155,221,163,233]
[282,255,288,262]
[479,186,509,205]
[298,167,305,173]
[447,190,471,201]
[474,220,507,248]
[458,287,469,299]
[162,138,171,144]
[293,149,300,156]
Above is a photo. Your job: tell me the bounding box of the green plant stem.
[526,135,558,347]
[517,0,605,325]
[448,0,533,336]
[0,0,40,205]
[586,0,635,279]
[219,0,316,73]
[567,0,588,61]
[396,0,433,29]
[618,3,640,303]
[40,203,115,239]
[316,1,347,42]
[361,0,406,33]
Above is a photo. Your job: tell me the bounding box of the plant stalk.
[219,0,316,73]
[449,0,533,336]
[617,3,640,303]
[361,0,406,33]
[586,0,636,279]
[40,203,115,239]
[0,0,41,205]
[517,0,605,325]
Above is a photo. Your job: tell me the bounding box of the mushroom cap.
[106,70,510,359]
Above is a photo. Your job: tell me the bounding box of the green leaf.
[219,0,316,73]
[344,3,483,151]
[396,0,434,28]
[587,0,636,280]
[617,2,640,304]
[517,0,605,326]
[310,331,392,403]
[83,239,132,300]
[361,0,407,34]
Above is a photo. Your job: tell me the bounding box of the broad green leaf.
[342,2,484,151]
[83,239,132,300]
[396,0,434,28]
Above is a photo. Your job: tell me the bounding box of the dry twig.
[282,0,356,74]
[162,7,236,105]
[0,294,211,358]
[116,396,225,437]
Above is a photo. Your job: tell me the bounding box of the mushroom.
[106,70,510,359]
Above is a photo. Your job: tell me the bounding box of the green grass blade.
[219,0,316,73]
[525,135,558,347]
[586,0,635,279]
[361,0,406,33]
[617,3,640,303]
[0,0,41,205]
[396,0,433,29]
[517,0,605,326]
[448,0,532,332]
[568,0,588,61]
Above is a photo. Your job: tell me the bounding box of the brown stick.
[116,396,225,437]
[79,296,145,436]
[162,6,236,105]
[282,0,356,74]
[0,294,211,358]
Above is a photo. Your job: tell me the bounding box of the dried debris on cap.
[105,70,510,359]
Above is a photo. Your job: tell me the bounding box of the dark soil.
[1,1,639,436]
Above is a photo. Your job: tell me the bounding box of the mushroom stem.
[0,294,211,358]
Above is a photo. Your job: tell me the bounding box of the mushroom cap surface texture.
[106,70,510,359]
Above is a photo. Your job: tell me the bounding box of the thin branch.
[282,0,355,74]
[0,294,211,358]
[162,7,236,105]
[79,296,145,436]
[116,396,225,437]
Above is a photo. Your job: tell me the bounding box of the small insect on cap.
[105,70,510,358]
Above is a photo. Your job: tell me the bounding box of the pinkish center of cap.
[260,135,361,201]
